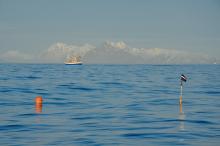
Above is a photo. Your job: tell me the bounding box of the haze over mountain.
[0,41,216,64]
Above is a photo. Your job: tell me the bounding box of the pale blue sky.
[0,0,220,63]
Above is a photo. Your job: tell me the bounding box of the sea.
[0,64,220,146]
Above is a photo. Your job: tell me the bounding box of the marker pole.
[179,81,183,113]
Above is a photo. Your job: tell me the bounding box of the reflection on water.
[179,112,185,131]
[178,104,185,143]
[35,104,43,113]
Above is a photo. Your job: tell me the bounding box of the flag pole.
[179,80,183,113]
[179,74,187,113]
[180,80,183,105]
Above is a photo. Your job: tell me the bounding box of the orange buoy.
[35,96,43,113]
[35,96,43,104]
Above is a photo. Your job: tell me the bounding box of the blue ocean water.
[0,64,220,146]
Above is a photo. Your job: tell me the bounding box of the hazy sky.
[0,0,220,63]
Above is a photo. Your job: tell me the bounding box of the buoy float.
[35,96,43,113]
[35,96,43,104]
[179,97,183,113]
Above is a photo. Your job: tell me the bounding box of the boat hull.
[65,62,83,65]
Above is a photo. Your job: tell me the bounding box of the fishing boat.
[64,55,82,65]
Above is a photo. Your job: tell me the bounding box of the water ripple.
[0,64,220,146]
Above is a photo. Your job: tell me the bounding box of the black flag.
[180,74,187,82]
